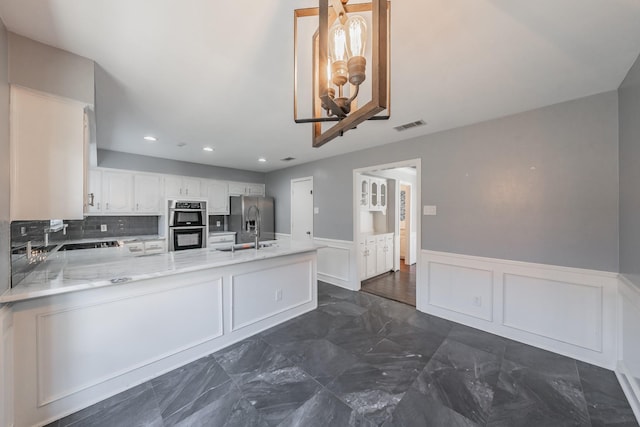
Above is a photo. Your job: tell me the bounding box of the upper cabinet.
[102,171,133,213]
[359,177,370,209]
[204,180,230,214]
[359,176,387,212]
[228,182,265,197]
[10,86,88,220]
[134,174,164,214]
[164,176,202,199]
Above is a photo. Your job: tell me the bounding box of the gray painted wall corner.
[619,51,640,280]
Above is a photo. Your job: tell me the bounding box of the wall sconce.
[294,0,390,148]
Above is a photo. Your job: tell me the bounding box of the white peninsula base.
[6,250,317,427]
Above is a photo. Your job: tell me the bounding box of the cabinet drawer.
[144,240,166,254]
[125,242,145,254]
[209,234,235,244]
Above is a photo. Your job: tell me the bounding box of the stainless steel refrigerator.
[229,196,275,243]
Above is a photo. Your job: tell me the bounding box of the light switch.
[423,205,437,216]
[314,207,319,214]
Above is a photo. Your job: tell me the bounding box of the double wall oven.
[168,200,208,251]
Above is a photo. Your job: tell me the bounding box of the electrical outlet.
[473,296,482,307]
[216,221,221,227]
[20,226,26,236]
[100,224,107,232]
[275,289,283,301]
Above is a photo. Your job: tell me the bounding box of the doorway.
[291,177,314,241]
[354,161,420,306]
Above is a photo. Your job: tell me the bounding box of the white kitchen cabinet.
[204,180,229,214]
[134,174,163,214]
[228,181,265,197]
[10,86,88,220]
[164,176,202,199]
[365,236,378,278]
[359,176,369,209]
[102,171,133,213]
[360,232,395,280]
[367,178,387,212]
[86,169,103,213]
[384,234,394,271]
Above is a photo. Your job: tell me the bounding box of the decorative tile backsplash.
[10,216,159,286]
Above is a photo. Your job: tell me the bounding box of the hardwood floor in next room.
[361,263,416,306]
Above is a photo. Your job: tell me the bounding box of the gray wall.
[267,91,620,272]
[98,149,265,183]
[7,32,94,104]
[0,19,9,295]
[619,52,640,283]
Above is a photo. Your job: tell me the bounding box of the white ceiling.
[1,0,639,172]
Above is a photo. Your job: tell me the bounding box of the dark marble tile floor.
[46,282,638,427]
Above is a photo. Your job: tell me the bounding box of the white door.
[291,177,314,241]
[182,178,201,198]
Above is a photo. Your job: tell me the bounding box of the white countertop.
[1,240,320,304]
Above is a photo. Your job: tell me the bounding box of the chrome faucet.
[247,205,261,250]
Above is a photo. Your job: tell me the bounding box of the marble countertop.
[1,240,320,304]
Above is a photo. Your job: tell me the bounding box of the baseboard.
[616,362,640,423]
[419,250,618,369]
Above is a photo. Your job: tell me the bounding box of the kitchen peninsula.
[2,241,319,427]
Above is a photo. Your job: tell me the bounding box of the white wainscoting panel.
[503,274,603,351]
[420,250,618,369]
[231,259,313,331]
[313,237,357,291]
[36,277,223,406]
[427,262,493,321]
[617,275,640,421]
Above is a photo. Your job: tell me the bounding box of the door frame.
[352,159,421,291]
[290,176,314,241]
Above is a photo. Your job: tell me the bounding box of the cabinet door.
[359,240,368,279]
[360,177,369,209]
[228,182,246,196]
[206,180,229,214]
[379,181,387,209]
[10,87,86,220]
[385,234,394,271]
[246,183,265,196]
[366,237,377,278]
[164,176,183,198]
[370,180,379,209]
[376,235,386,274]
[103,171,133,212]
[87,169,103,213]
[183,178,201,197]
[134,174,163,213]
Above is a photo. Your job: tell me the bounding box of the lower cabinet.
[360,233,394,280]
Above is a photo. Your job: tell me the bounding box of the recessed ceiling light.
[203,146,214,152]
[258,157,267,163]
[143,136,157,141]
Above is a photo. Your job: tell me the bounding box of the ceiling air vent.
[280,156,296,162]
[393,119,426,132]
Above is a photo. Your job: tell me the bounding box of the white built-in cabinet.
[164,175,201,198]
[360,232,394,280]
[85,168,263,216]
[228,181,265,196]
[204,180,230,214]
[134,174,164,213]
[359,176,387,212]
[9,86,88,220]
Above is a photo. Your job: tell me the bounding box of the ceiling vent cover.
[280,157,296,162]
[394,120,426,132]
